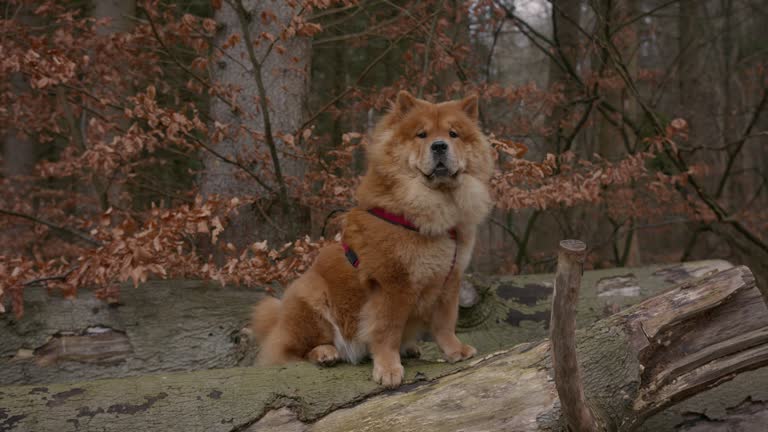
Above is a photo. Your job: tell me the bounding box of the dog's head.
[369,91,494,190]
[359,91,494,232]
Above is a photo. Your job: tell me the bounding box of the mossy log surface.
[1,260,731,387]
[307,266,768,432]
[1,263,765,432]
[0,280,260,386]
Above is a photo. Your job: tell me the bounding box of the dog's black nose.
[431,141,448,155]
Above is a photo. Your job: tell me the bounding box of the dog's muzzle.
[429,141,454,178]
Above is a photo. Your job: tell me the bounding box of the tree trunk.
[531,0,583,272]
[2,3,38,178]
[1,264,765,432]
[92,0,134,34]
[591,0,642,267]
[201,0,310,250]
[2,127,34,177]
[548,0,582,155]
[87,0,136,211]
[677,0,724,196]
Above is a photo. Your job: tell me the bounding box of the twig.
[562,94,597,153]
[298,12,436,132]
[484,19,505,82]
[0,209,102,246]
[249,199,288,235]
[417,7,441,98]
[379,1,470,84]
[307,1,367,20]
[312,15,403,45]
[65,82,275,195]
[230,0,290,209]
[515,210,540,268]
[715,88,768,198]
[143,9,239,113]
[488,217,521,244]
[23,267,78,286]
[611,0,680,35]
[181,131,275,194]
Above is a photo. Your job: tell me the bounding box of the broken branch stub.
[551,240,599,432]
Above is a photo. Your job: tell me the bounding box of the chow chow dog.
[250,91,494,388]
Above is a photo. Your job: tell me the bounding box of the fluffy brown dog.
[250,91,494,388]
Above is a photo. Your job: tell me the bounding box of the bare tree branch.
[298,12,438,133]
[229,0,290,209]
[0,209,102,246]
[715,88,768,198]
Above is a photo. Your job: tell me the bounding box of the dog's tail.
[250,296,282,344]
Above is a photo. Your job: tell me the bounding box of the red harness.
[342,208,458,288]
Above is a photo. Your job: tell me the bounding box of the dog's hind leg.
[256,330,302,365]
[257,280,336,366]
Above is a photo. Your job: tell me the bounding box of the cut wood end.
[559,239,587,253]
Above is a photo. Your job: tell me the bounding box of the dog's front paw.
[373,361,405,388]
[444,343,476,363]
[307,345,340,367]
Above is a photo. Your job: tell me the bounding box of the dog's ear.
[393,90,417,116]
[460,94,479,122]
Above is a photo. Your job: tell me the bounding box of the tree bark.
[1,127,34,177]
[593,0,642,267]
[2,3,38,178]
[1,260,730,386]
[92,0,135,34]
[87,0,136,211]
[201,0,310,249]
[548,0,583,154]
[0,264,765,432]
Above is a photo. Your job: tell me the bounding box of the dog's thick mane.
[356,108,493,235]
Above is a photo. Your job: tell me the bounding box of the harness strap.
[443,240,458,287]
[342,208,458,286]
[367,207,418,232]
[342,243,360,268]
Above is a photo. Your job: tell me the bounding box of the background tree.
[201,0,311,249]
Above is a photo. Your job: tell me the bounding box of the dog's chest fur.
[395,235,456,288]
[344,209,474,292]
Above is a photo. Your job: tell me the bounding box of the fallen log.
[640,366,768,431]
[1,261,731,386]
[310,265,768,432]
[0,280,261,386]
[0,264,764,432]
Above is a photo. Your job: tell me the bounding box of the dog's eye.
[449,131,459,138]
[417,131,427,139]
